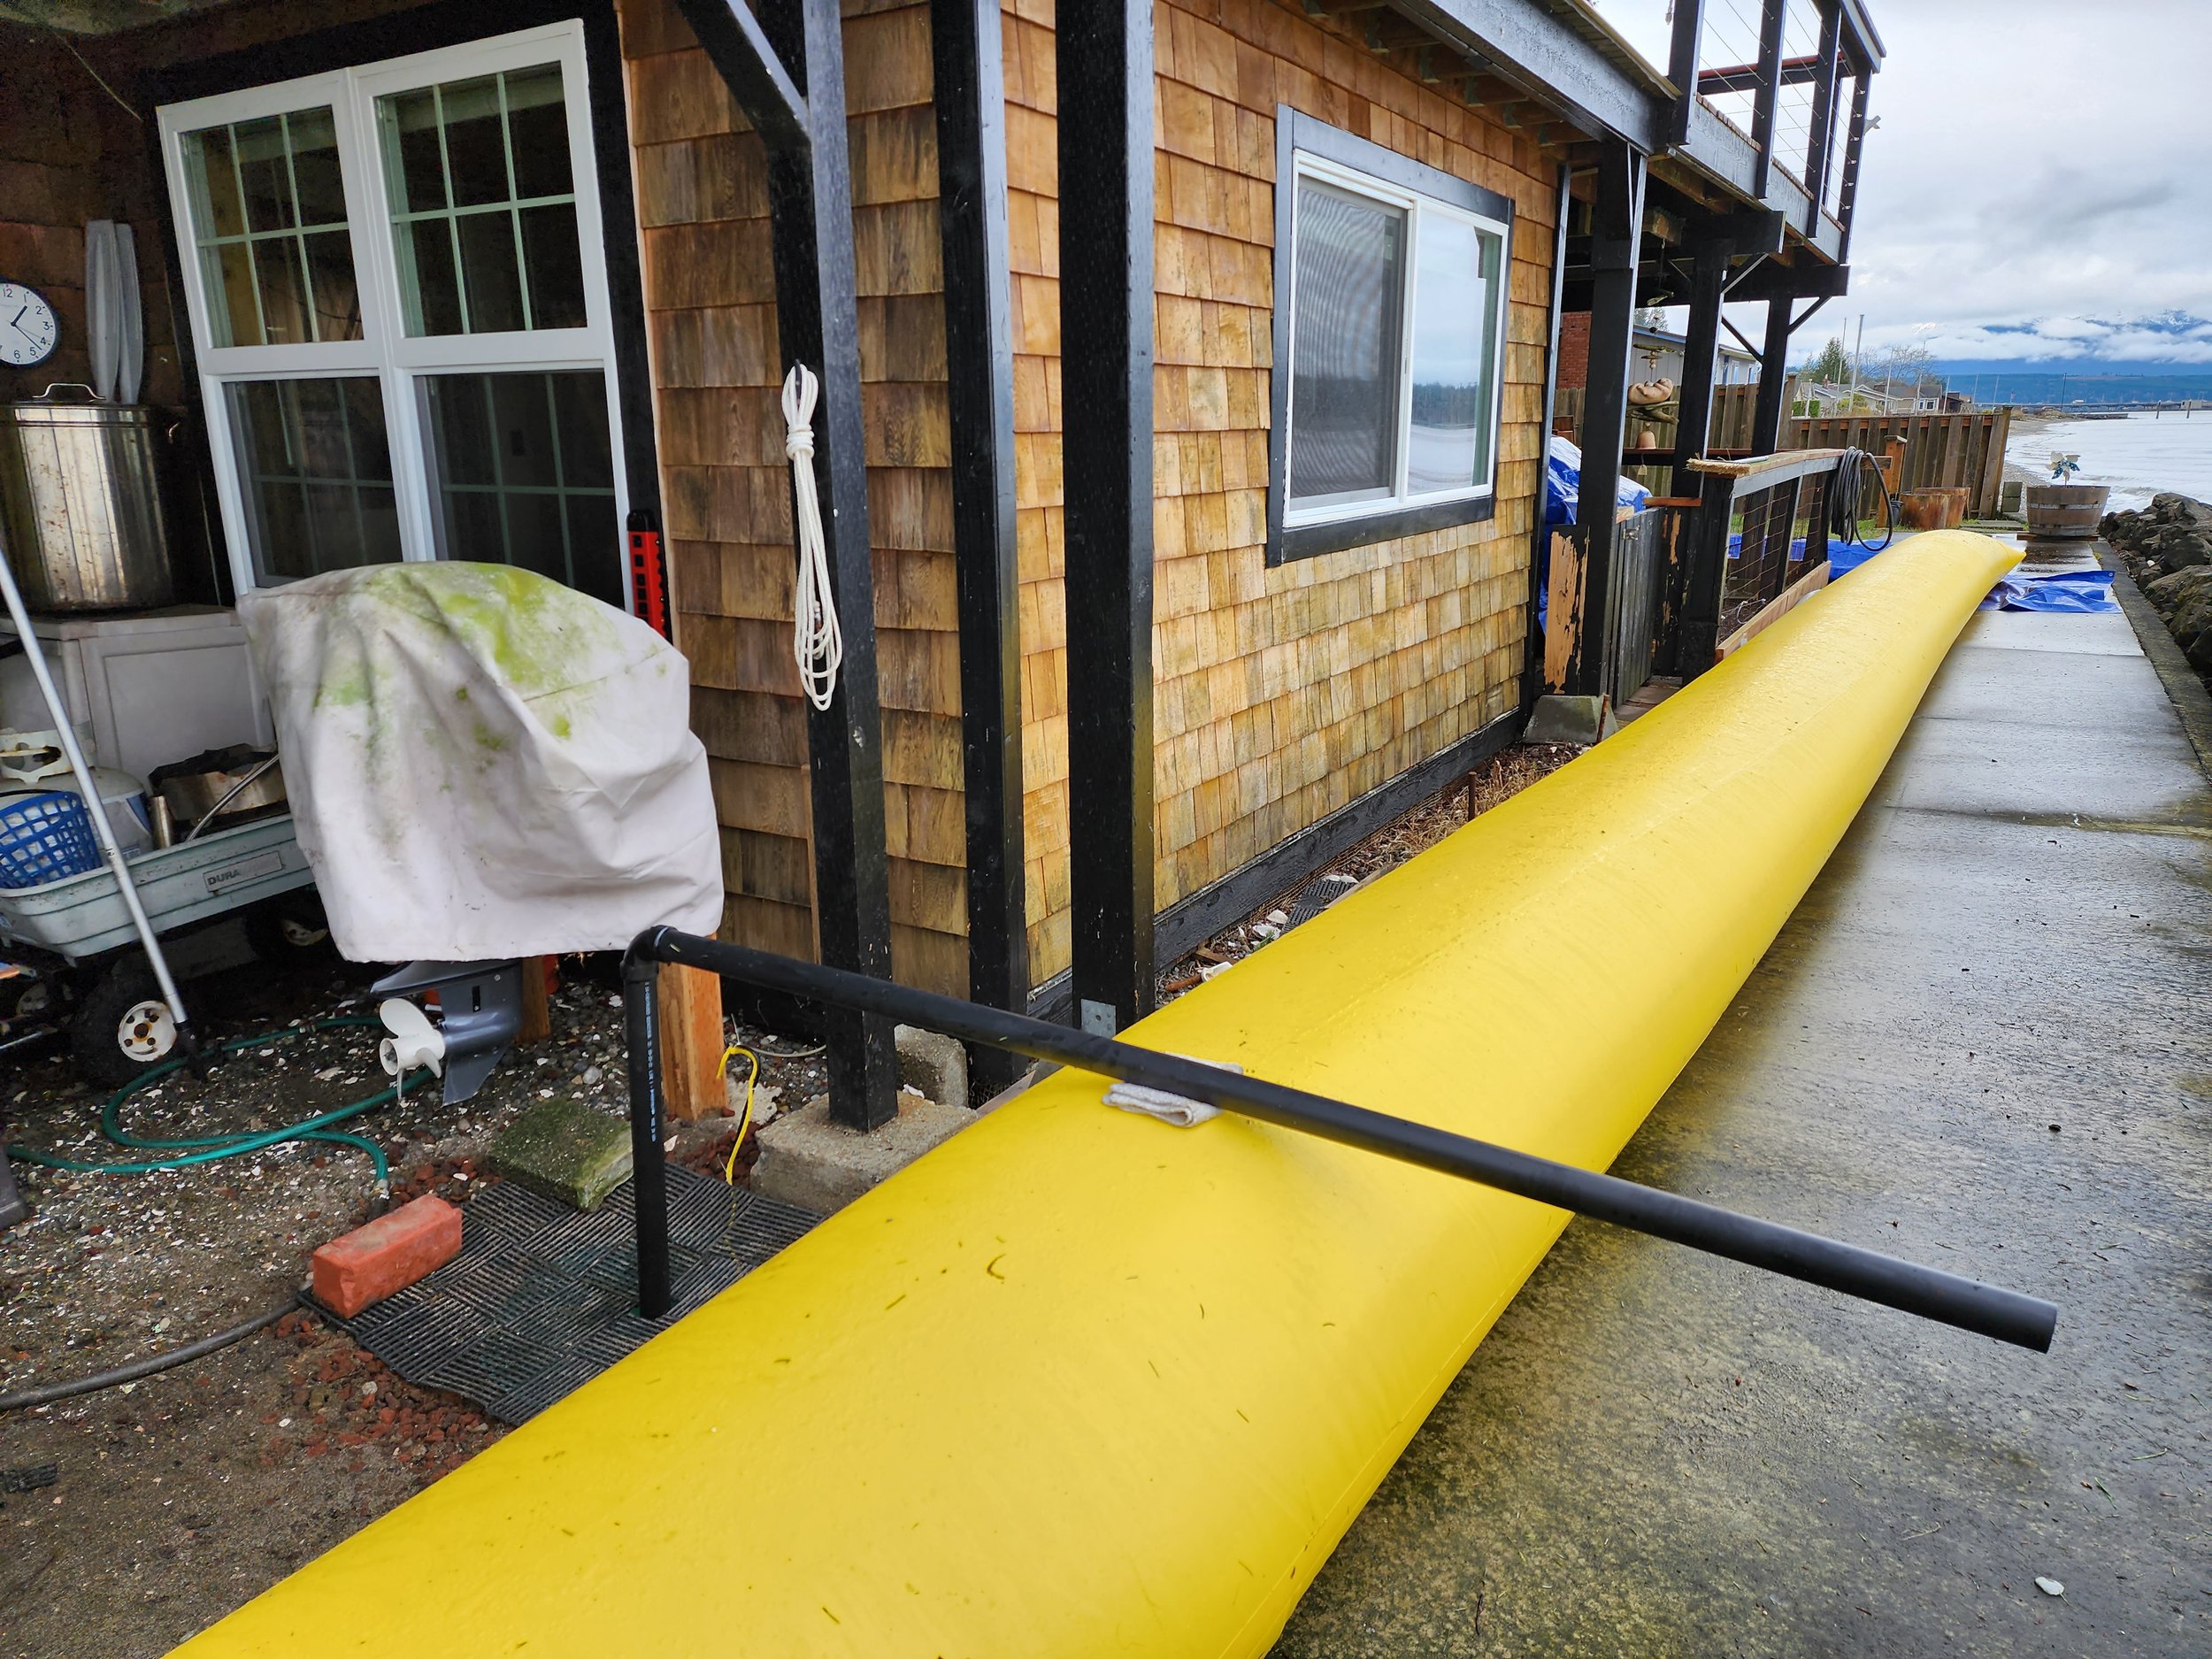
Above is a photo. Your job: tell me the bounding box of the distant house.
[1557,319,1760,392]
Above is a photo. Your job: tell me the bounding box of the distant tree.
[1634,304,1670,331]
[1871,342,1939,392]
[1804,336,1852,384]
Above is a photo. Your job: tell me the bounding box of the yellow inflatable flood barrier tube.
[177,529,2016,1657]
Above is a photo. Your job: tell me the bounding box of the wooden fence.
[1555,388,2014,518]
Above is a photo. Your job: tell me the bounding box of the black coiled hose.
[1828,446,1895,552]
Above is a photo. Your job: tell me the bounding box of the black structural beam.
[932,0,1027,1093]
[622,929,2062,1353]
[1837,0,1885,69]
[1750,296,1796,455]
[669,0,809,152]
[1799,1,1844,231]
[1663,0,1704,145]
[1725,257,1851,303]
[1522,163,1572,712]
[1673,463,1739,673]
[1834,70,1871,259]
[1746,0,1789,201]
[1391,0,1665,151]
[1058,0,1156,1035]
[1563,137,1644,698]
[1669,240,1729,499]
[676,0,902,1129]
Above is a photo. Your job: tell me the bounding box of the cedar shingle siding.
[616,0,1561,992]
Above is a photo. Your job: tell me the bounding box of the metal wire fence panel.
[1720,477,1799,639]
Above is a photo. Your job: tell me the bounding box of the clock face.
[0,282,58,369]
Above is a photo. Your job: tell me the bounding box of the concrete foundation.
[749,1091,974,1214]
[895,1024,969,1113]
[1522,692,1617,746]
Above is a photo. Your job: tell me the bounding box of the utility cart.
[0,813,326,1083]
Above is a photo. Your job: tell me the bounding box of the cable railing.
[1769,0,1822,191]
[1696,0,1768,142]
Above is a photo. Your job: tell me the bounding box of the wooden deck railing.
[1668,449,1851,677]
[1557,389,2014,518]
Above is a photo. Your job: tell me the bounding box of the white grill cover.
[241,563,722,962]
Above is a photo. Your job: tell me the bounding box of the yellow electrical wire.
[718,1043,759,1184]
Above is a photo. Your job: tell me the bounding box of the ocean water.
[2006,411,2212,511]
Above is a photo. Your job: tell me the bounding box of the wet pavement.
[1275,546,2212,1655]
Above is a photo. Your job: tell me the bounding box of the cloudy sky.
[1588,1,2212,366]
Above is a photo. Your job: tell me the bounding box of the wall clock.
[0,282,58,368]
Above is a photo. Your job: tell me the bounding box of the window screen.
[180,108,361,348]
[376,63,586,337]
[1289,181,1405,507]
[1272,118,1514,561]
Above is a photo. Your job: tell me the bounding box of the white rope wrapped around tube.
[782,364,842,712]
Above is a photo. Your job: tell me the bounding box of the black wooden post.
[1677,466,1738,677]
[1664,0,1706,145]
[1800,2,1844,230]
[1834,69,1871,258]
[1520,163,1573,714]
[1563,137,1644,700]
[1750,296,1794,456]
[933,0,1027,1091]
[1747,0,1788,200]
[679,0,902,1128]
[1669,240,1729,499]
[1057,0,1156,1035]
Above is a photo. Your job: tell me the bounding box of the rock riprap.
[2101,492,2212,672]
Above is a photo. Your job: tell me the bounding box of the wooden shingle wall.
[617,0,971,995]
[615,0,1555,996]
[1008,0,1559,981]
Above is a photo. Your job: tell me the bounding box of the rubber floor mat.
[316,1168,819,1424]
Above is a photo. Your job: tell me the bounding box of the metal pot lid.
[3,383,151,425]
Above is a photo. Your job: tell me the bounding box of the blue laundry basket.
[0,790,103,890]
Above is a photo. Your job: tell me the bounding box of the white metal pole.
[0,529,189,1030]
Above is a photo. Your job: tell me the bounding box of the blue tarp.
[1830,538,2118,611]
[1979,569,2118,612]
[1544,434,1650,530]
[1539,437,1651,629]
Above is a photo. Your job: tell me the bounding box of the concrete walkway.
[1274,546,2212,1656]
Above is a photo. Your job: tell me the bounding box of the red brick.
[311,1195,463,1317]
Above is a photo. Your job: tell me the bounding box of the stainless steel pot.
[0,384,174,612]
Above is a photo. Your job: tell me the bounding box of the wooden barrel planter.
[2024,483,2109,539]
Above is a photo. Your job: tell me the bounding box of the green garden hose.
[5,1017,419,1191]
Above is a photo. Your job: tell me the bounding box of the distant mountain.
[1928,363,2212,404]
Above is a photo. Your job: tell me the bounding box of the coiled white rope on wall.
[782,363,842,712]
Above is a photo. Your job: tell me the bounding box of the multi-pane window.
[158,24,627,602]
[423,371,620,606]
[180,108,361,348]
[1270,111,1513,563]
[225,378,400,580]
[377,65,586,336]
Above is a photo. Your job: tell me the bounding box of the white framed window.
[1267,110,1515,565]
[157,21,631,608]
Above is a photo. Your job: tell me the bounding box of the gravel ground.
[0,948,826,1658]
[1156,745,1579,998]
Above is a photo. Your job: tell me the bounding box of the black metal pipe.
[621,943,671,1318]
[625,929,2059,1353]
